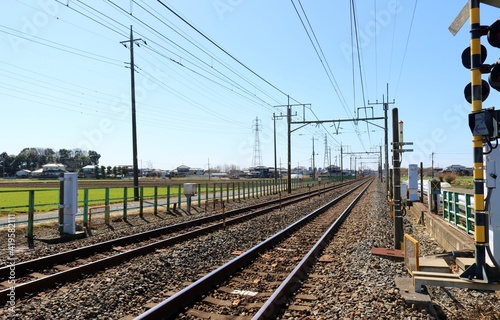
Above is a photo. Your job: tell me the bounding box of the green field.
[0,186,186,214]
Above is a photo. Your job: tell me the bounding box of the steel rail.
[253,179,372,319]
[0,180,353,281]
[0,180,360,305]
[135,180,369,320]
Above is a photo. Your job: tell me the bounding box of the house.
[41,163,66,177]
[189,168,205,175]
[442,164,471,175]
[15,169,31,178]
[31,168,44,178]
[81,164,97,178]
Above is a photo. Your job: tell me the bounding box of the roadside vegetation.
[437,172,473,189]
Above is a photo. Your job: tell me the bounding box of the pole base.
[459,263,500,283]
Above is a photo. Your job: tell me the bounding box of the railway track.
[135,179,371,319]
[0,179,364,306]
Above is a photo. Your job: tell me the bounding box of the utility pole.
[287,97,292,193]
[312,136,316,179]
[207,158,211,181]
[323,134,328,170]
[273,113,284,182]
[392,108,403,249]
[368,84,395,195]
[380,145,383,182]
[273,97,300,193]
[340,143,344,182]
[431,152,435,178]
[121,25,145,201]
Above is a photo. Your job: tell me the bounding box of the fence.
[414,180,475,237]
[0,176,350,232]
[441,189,475,236]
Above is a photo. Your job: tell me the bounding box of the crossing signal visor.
[463,20,500,103]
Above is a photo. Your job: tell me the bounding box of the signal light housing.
[487,20,500,48]
[462,20,500,104]
[461,45,487,69]
[489,64,500,91]
[464,80,490,103]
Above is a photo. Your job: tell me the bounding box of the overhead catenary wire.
[291,0,351,118]
[393,0,419,98]
[130,0,284,106]
[44,1,288,136]
[156,0,300,104]
[54,0,127,38]
[0,25,123,67]
[103,0,285,113]
[5,1,390,167]
[55,0,285,114]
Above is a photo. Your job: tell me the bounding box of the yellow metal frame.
[404,234,419,275]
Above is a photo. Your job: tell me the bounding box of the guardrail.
[415,180,475,236]
[441,190,475,236]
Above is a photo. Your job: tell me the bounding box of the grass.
[0,178,296,215]
[450,176,474,189]
[0,186,189,214]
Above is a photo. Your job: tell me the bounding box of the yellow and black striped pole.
[461,0,488,282]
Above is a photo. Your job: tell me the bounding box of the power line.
[0,25,123,67]
[156,0,298,103]
[131,0,283,106]
[104,0,285,111]
[291,0,350,117]
[394,0,419,98]
[55,0,127,38]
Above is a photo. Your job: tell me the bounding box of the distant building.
[41,163,66,177]
[189,168,205,175]
[15,169,31,178]
[81,165,96,178]
[442,164,471,175]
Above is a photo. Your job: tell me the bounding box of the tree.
[57,149,73,166]
[88,150,101,165]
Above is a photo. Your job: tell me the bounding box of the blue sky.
[1,0,499,171]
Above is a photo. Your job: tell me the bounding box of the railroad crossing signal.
[450,1,500,36]
[462,19,500,102]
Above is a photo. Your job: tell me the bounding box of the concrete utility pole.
[121,25,145,201]
[273,113,284,182]
[368,84,395,195]
[431,152,435,178]
[287,97,292,193]
[310,136,320,179]
[274,97,302,194]
[392,108,403,249]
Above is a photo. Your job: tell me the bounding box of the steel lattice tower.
[252,117,262,167]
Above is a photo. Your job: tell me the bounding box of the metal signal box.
[183,183,197,196]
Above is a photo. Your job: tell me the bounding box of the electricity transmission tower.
[252,117,263,167]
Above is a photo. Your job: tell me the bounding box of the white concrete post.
[63,172,78,234]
